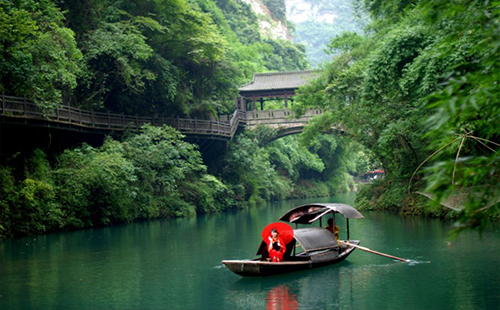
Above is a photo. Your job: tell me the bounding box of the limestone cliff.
[242,0,292,41]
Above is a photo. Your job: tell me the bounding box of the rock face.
[238,0,364,66]
[242,0,292,41]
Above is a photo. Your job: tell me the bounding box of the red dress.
[267,236,286,262]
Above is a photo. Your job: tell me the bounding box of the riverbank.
[356,178,455,217]
[355,178,500,228]
[0,163,355,240]
[0,125,360,239]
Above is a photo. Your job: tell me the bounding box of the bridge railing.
[229,109,246,137]
[0,94,242,138]
[245,108,323,129]
[246,109,323,120]
[1,95,322,139]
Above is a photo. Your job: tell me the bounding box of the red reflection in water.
[266,285,298,310]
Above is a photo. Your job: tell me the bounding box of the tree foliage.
[295,0,499,231]
[219,129,358,203]
[0,0,313,238]
[0,0,82,108]
[0,124,360,239]
[0,0,308,117]
[0,125,232,238]
[262,0,286,22]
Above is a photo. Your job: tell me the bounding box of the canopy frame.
[278,203,363,243]
[279,203,364,224]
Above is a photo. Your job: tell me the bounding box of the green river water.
[1,194,499,309]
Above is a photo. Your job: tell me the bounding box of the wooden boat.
[222,203,364,277]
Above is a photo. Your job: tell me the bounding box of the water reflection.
[1,194,499,310]
[227,262,352,309]
[266,285,298,310]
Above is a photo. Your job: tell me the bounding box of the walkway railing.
[0,94,323,140]
[0,94,244,139]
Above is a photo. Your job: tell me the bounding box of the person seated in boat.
[267,229,286,262]
[325,218,340,242]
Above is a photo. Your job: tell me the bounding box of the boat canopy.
[279,203,364,224]
[293,227,338,253]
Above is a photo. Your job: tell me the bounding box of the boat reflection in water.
[266,285,298,310]
[226,262,351,309]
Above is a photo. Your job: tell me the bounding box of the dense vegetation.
[1,0,498,238]
[0,0,315,238]
[0,0,308,116]
[263,0,287,22]
[0,124,363,238]
[219,126,366,204]
[295,0,499,232]
[1,125,225,235]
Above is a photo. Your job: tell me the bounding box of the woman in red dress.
[267,228,286,262]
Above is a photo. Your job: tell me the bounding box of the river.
[0,194,499,309]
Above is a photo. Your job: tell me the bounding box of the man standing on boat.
[325,218,340,242]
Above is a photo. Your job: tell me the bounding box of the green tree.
[0,0,82,108]
[221,130,292,205]
[416,0,500,232]
[122,124,208,217]
[55,141,137,228]
[0,150,63,236]
[294,0,499,231]
[262,0,286,22]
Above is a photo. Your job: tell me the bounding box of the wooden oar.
[340,241,411,262]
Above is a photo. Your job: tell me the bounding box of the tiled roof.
[239,70,320,92]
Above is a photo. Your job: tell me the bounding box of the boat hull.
[222,240,360,277]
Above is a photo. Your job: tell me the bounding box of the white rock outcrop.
[242,0,292,41]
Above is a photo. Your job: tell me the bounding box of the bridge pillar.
[285,94,288,109]
[260,98,264,111]
[235,96,247,111]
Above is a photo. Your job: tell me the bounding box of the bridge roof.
[239,70,319,92]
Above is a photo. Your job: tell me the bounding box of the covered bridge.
[237,70,319,111]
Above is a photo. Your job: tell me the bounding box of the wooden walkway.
[0,94,323,140]
[0,95,246,140]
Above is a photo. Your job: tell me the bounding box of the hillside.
[0,0,308,119]
[286,0,365,67]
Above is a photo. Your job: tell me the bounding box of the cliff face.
[220,0,363,68]
[285,0,365,67]
[242,0,292,41]
[213,0,309,72]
